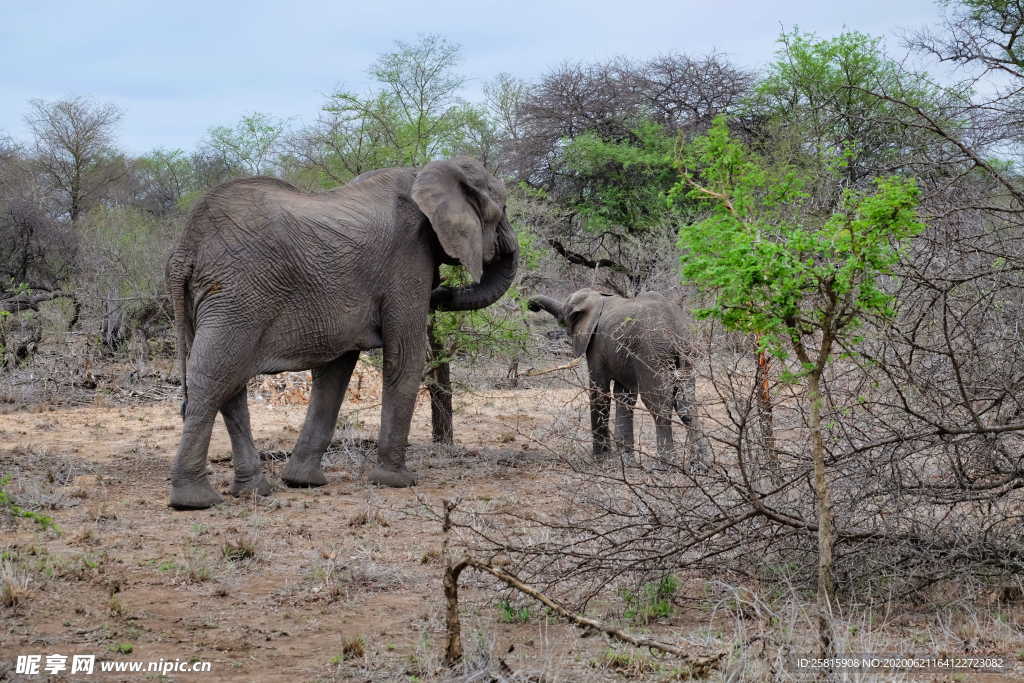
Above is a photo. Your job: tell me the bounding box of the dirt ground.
[1,361,1022,682]
[0,362,729,682]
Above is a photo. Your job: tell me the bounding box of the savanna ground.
[1,334,1023,682]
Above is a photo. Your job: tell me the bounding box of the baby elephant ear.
[566,293,606,357]
[412,160,484,282]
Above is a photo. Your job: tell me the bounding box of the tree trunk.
[808,369,835,663]
[428,317,454,445]
[754,340,781,486]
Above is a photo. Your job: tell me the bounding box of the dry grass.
[0,556,32,608]
[0,347,1021,681]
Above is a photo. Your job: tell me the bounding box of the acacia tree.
[506,54,753,294]
[675,116,924,658]
[25,96,124,224]
[205,112,287,176]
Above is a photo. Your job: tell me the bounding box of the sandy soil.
[2,362,1021,682]
[0,368,724,682]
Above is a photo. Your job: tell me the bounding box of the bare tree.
[906,0,1024,78]
[514,54,753,188]
[24,96,124,223]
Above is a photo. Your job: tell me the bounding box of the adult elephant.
[165,157,518,509]
[528,288,708,464]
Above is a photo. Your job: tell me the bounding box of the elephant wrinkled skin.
[528,288,709,464]
[165,157,518,509]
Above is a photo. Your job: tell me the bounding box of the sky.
[0,0,952,155]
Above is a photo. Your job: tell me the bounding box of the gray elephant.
[165,157,518,509]
[528,288,708,463]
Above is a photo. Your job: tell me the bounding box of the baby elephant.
[528,288,709,464]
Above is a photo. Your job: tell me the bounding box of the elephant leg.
[642,391,675,461]
[169,403,222,510]
[612,381,636,460]
[221,389,272,498]
[589,371,612,459]
[169,326,258,509]
[674,364,711,464]
[368,312,428,488]
[283,351,359,487]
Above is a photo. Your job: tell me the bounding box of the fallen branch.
[1,290,77,314]
[439,501,722,671]
[522,357,582,377]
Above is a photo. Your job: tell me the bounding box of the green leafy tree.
[674,116,924,657]
[206,112,287,176]
[314,33,490,181]
[134,148,205,215]
[751,30,956,186]
[563,121,679,234]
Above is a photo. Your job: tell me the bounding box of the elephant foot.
[367,466,417,488]
[282,459,328,488]
[169,477,224,510]
[230,473,273,498]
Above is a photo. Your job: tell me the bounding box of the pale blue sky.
[0,0,950,155]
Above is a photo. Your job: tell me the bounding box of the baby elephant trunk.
[527,294,565,322]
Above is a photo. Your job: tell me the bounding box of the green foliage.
[496,599,531,623]
[207,112,286,176]
[134,147,204,212]
[620,574,678,624]
[77,205,174,303]
[314,34,491,185]
[674,116,924,361]
[430,265,529,366]
[0,475,59,532]
[752,30,959,180]
[563,121,680,233]
[514,225,547,272]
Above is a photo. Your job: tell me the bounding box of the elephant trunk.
[526,294,564,322]
[430,222,519,312]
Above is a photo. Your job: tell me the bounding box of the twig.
[441,498,723,671]
[522,357,582,377]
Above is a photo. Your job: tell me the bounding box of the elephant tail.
[166,248,195,419]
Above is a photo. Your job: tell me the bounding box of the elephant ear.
[566,292,606,357]
[412,159,499,283]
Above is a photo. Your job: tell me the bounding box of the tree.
[133,148,203,216]
[25,96,124,223]
[482,73,528,176]
[675,116,924,659]
[206,112,287,176]
[908,0,1024,77]
[751,30,957,188]
[507,54,753,294]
